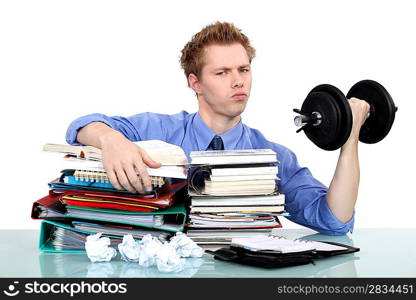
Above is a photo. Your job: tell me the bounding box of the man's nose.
[232,71,244,88]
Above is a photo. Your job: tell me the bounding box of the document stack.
[32,140,189,252]
[186,149,287,248]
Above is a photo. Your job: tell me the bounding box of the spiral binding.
[73,170,165,187]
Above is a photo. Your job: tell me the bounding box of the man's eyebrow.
[213,64,251,71]
[239,64,251,69]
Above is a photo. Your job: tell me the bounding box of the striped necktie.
[208,135,224,150]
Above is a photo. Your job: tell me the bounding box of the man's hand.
[98,131,162,193]
[343,97,371,146]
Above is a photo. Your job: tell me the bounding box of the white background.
[0,0,414,230]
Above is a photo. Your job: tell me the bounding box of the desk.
[1,228,415,278]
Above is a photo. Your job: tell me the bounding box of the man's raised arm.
[326,98,370,223]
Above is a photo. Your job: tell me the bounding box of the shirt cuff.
[318,199,355,236]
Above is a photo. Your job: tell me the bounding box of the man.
[66,22,369,235]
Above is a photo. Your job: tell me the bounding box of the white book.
[202,184,276,196]
[205,179,276,187]
[211,166,278,176]
[190,205,285,213]
[209,174,278,181]
[188,215,279,227]
[199,190,277,196]
[190,149,277,165]
[191,194,285,206]
[187,229,272,238]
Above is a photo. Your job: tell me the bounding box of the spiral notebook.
[62,169,165,189]
[231,235,348,253]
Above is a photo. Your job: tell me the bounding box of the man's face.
[195,43,252,119]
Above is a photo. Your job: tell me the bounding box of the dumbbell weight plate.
[308,84,353,150]
[301,86,351,150]
[346,80,396,144]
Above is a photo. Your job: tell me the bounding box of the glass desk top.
[1,228,415,278]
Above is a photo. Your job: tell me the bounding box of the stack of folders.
[32,140,189,253]
[186,149,288,248]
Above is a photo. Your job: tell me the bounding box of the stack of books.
[32,140,189,252]
[186,149,287,248]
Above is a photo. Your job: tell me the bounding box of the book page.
[231,235,347,253]
[134,140,188,165]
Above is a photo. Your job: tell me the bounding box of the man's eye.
[216,71,225,75]
[240,68,250,73]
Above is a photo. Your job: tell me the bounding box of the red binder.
[32,181,187,218]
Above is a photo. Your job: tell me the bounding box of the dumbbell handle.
[346,100,397,120]
[294,102,397,127]
[293,109,322,127]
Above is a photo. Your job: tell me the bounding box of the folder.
[64,202,187,231]
[33,196,188,231]
[38,201,187,253]
[38,220,172,253]
[32,182,188,219]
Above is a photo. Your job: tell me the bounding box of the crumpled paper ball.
[85,232,117,263]
[118,234,141,262]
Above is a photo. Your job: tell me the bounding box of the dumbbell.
[293,80,397,151]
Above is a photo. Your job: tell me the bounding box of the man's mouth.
[232,92,247,100]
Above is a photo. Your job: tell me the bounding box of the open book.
[43,140,189,165]
[43,140,188,179]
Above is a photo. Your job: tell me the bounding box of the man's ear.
[188,73,202,95]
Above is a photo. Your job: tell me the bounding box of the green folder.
[38,203,187,253]
[39,220,91,253]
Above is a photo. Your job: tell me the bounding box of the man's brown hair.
[180,21,256,84]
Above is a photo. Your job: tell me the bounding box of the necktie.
[208,135,224,150]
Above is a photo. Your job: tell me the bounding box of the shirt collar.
[193,112,244,150]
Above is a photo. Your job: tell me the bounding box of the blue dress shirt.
[66,111,354,235]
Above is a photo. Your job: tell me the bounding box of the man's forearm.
[77,122,124,148]
[326,138,360,223]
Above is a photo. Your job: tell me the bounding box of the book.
[43,140,189,165]
[190,205,285,214]
[188,159,279,196]
[205,179,276,189]
[191,194,285,207]
[188,214,281,229]
[201,186,277,196]
[209,174,278,181]
[210,165,278,176]
[190,149,278,165]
